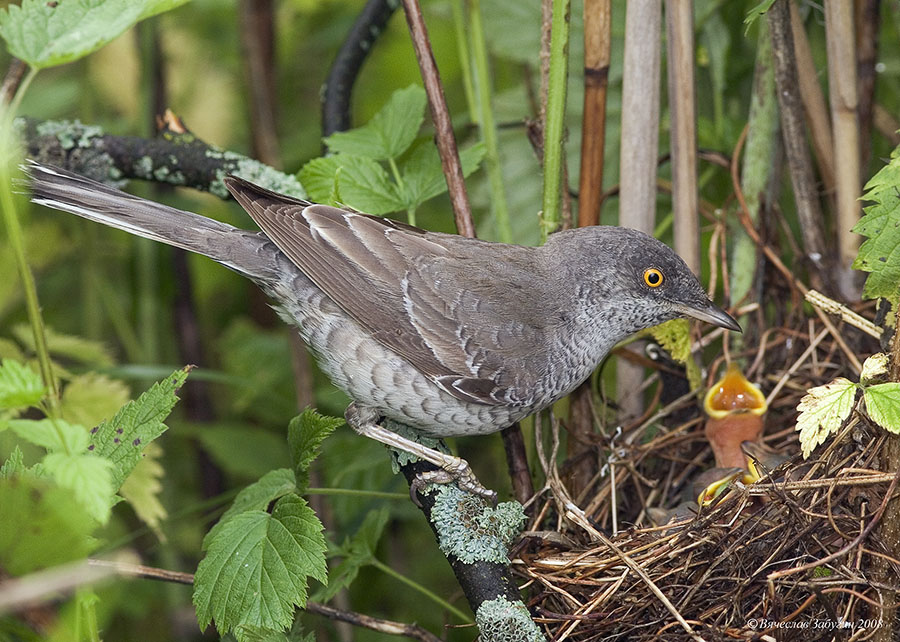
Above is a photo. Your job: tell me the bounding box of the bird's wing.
[225,176,552,407]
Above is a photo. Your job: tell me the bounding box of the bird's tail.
[23,161,282,282]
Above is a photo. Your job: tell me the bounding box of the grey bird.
[25,162,740,501]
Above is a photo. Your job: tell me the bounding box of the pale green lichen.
[430,485,525,563]
[475,596,544,642]
[132,155,154,180]
[34,119,103,150]
[381,419,446,471]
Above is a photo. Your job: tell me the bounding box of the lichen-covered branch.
[16,117,304,200]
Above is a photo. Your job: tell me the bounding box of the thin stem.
[540,0,571,241]
[0,67,59,413]
[468,0,511,242]
[369,558,472,623]
[451,0,478,124]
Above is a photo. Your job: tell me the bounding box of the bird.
[24,161,741,502]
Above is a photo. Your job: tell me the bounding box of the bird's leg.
[345,403,498,504]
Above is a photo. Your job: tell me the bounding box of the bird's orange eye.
[643,268,664,288]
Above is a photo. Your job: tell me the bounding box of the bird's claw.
[410,460,498,507]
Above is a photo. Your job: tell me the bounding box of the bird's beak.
[679,301,742,332]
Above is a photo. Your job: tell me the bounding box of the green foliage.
[0,358,44,410]
[315,507,389,602]
[194,495,327,638]
[645,319,702,391]
[42,451,114,523]
[299,85,485,221]
[288,408,342,489]
[743,0,776,32]
[0,0,189,69]
[60,373,131,428]
[91,366,190,490]
[796,354,900,458]
[0,475,96,574]
[118,442,167,538]
[13,324,115,368]
[195,410,345,639]
[853,145,900,310]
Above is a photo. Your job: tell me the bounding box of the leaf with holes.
[91,367,190,490]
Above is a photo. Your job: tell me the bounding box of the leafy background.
[0,0,899,640]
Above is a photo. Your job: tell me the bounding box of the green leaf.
[0,359,45,410]
[336,155,404,215]
[863,383,900,434]
[298,156,341,205]
[853,150,900,309]
[796,378,857,458]
[288,409,342,490]
[42,452,114,524]
[0,446,24,478]
[0,476,96,575]
[91,367,190,490]
[398,141,485,210]
[0,0,190,70]
[119,442,166,538]
[193,494,327,636]
[6,418,90,453]
[645,319,702,390]
[743,0,776,32]
[61,373,131,428]
[13,325,114,368]
[202,468,297,550]
[233,624,314,642]
[316,507,388,602]
[324,85,427,161]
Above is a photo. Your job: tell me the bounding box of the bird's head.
[551,226,741,335]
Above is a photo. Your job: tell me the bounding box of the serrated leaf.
[0,359,45,410]
[336,155,404,215]
[324,85,426,161]
[61,373,130,428]
[6,417,89,453]
[853,152,900,307]
[91,367,190,490]
[0,476,96,575]
[796,378,857,458]
[297,156,341,205]
[202,468,297,550]
[13,325,114,368]
[0,0,190,69]
[42,452,114,524]
[0,446,24,478]
[193,494,327,636]
[315,507,388,602]
[119,442,166,539]
[860,353,889,385]
[233,624,315,642]
[398,141,485,210]
[288,409,342,490]
[863,383,900,434]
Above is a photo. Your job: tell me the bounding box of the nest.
[513,307,900,641]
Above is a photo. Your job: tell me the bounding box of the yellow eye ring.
[643,268,664,288]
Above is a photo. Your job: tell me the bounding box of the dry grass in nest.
[513,312,900,641]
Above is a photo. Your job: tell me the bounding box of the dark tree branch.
[322,0,400,137]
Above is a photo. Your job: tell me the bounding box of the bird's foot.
[410,465,498,507]
[345,403,497,506]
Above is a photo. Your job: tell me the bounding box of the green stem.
[305,487,408,500]
[370,557,472,623]
[540,0,571,242]
[469,0,512,243]
[75,590,101,642]
[451,0,479,124]
[0,67,60,413]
